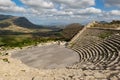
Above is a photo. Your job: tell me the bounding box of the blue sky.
[0,0,120,25]
[12,0,23,6]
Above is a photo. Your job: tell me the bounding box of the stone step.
[102,42,117,52]
[71,34,120,70]
[95,44,109,66]
[108,34,120,40]
[85,45,99,64]
[79,43,99,62]
[92,45,106,64]
[104,41,119,52]
[100,43,118,66]
[102,41,119,59]
[72,48,85,63]
[109,38,120,44]
[77,48,89,62]
[85,49,95,62]
[73,45,93,62]
[106,39,120,50]
[106,57,120,70]
[107,39,120,48]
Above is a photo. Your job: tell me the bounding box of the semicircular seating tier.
[68,26,120,70]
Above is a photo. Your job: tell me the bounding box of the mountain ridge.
[0,14,54,33]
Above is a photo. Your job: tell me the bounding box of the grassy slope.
[0,15,63,49]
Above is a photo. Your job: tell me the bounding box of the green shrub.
[0,35,62,49]
[0,52,2,56]
[2,58,10,63]
[0,52,9,56]
[98,32,113,39]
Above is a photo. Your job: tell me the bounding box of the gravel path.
[11,44,79,69]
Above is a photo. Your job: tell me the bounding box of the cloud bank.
[0,0,120,25]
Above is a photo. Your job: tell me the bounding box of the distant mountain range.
[0,14,60,33]
[13,17,44,29]
[0,14,13,21]
[0,14,43,28]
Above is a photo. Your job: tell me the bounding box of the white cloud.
[20,0,95,10]
[17,0,120,25]
[0,0,120,25]
[51,0,95,8]
[0,0,26,13]
[105,0,120,7]
[110,10,120,16]
[21,0,54,9]
[77,7,102,15]
[19,0,99,19]
[0,0,14,7]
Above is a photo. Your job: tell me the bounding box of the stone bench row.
[72,34,120,70]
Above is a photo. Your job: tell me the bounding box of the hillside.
[13,17,44,29]
[0,15,54,33]
[0,14,13,21]
[61,23,84,41]
[0,14,64,48]
[0,14,43,28]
